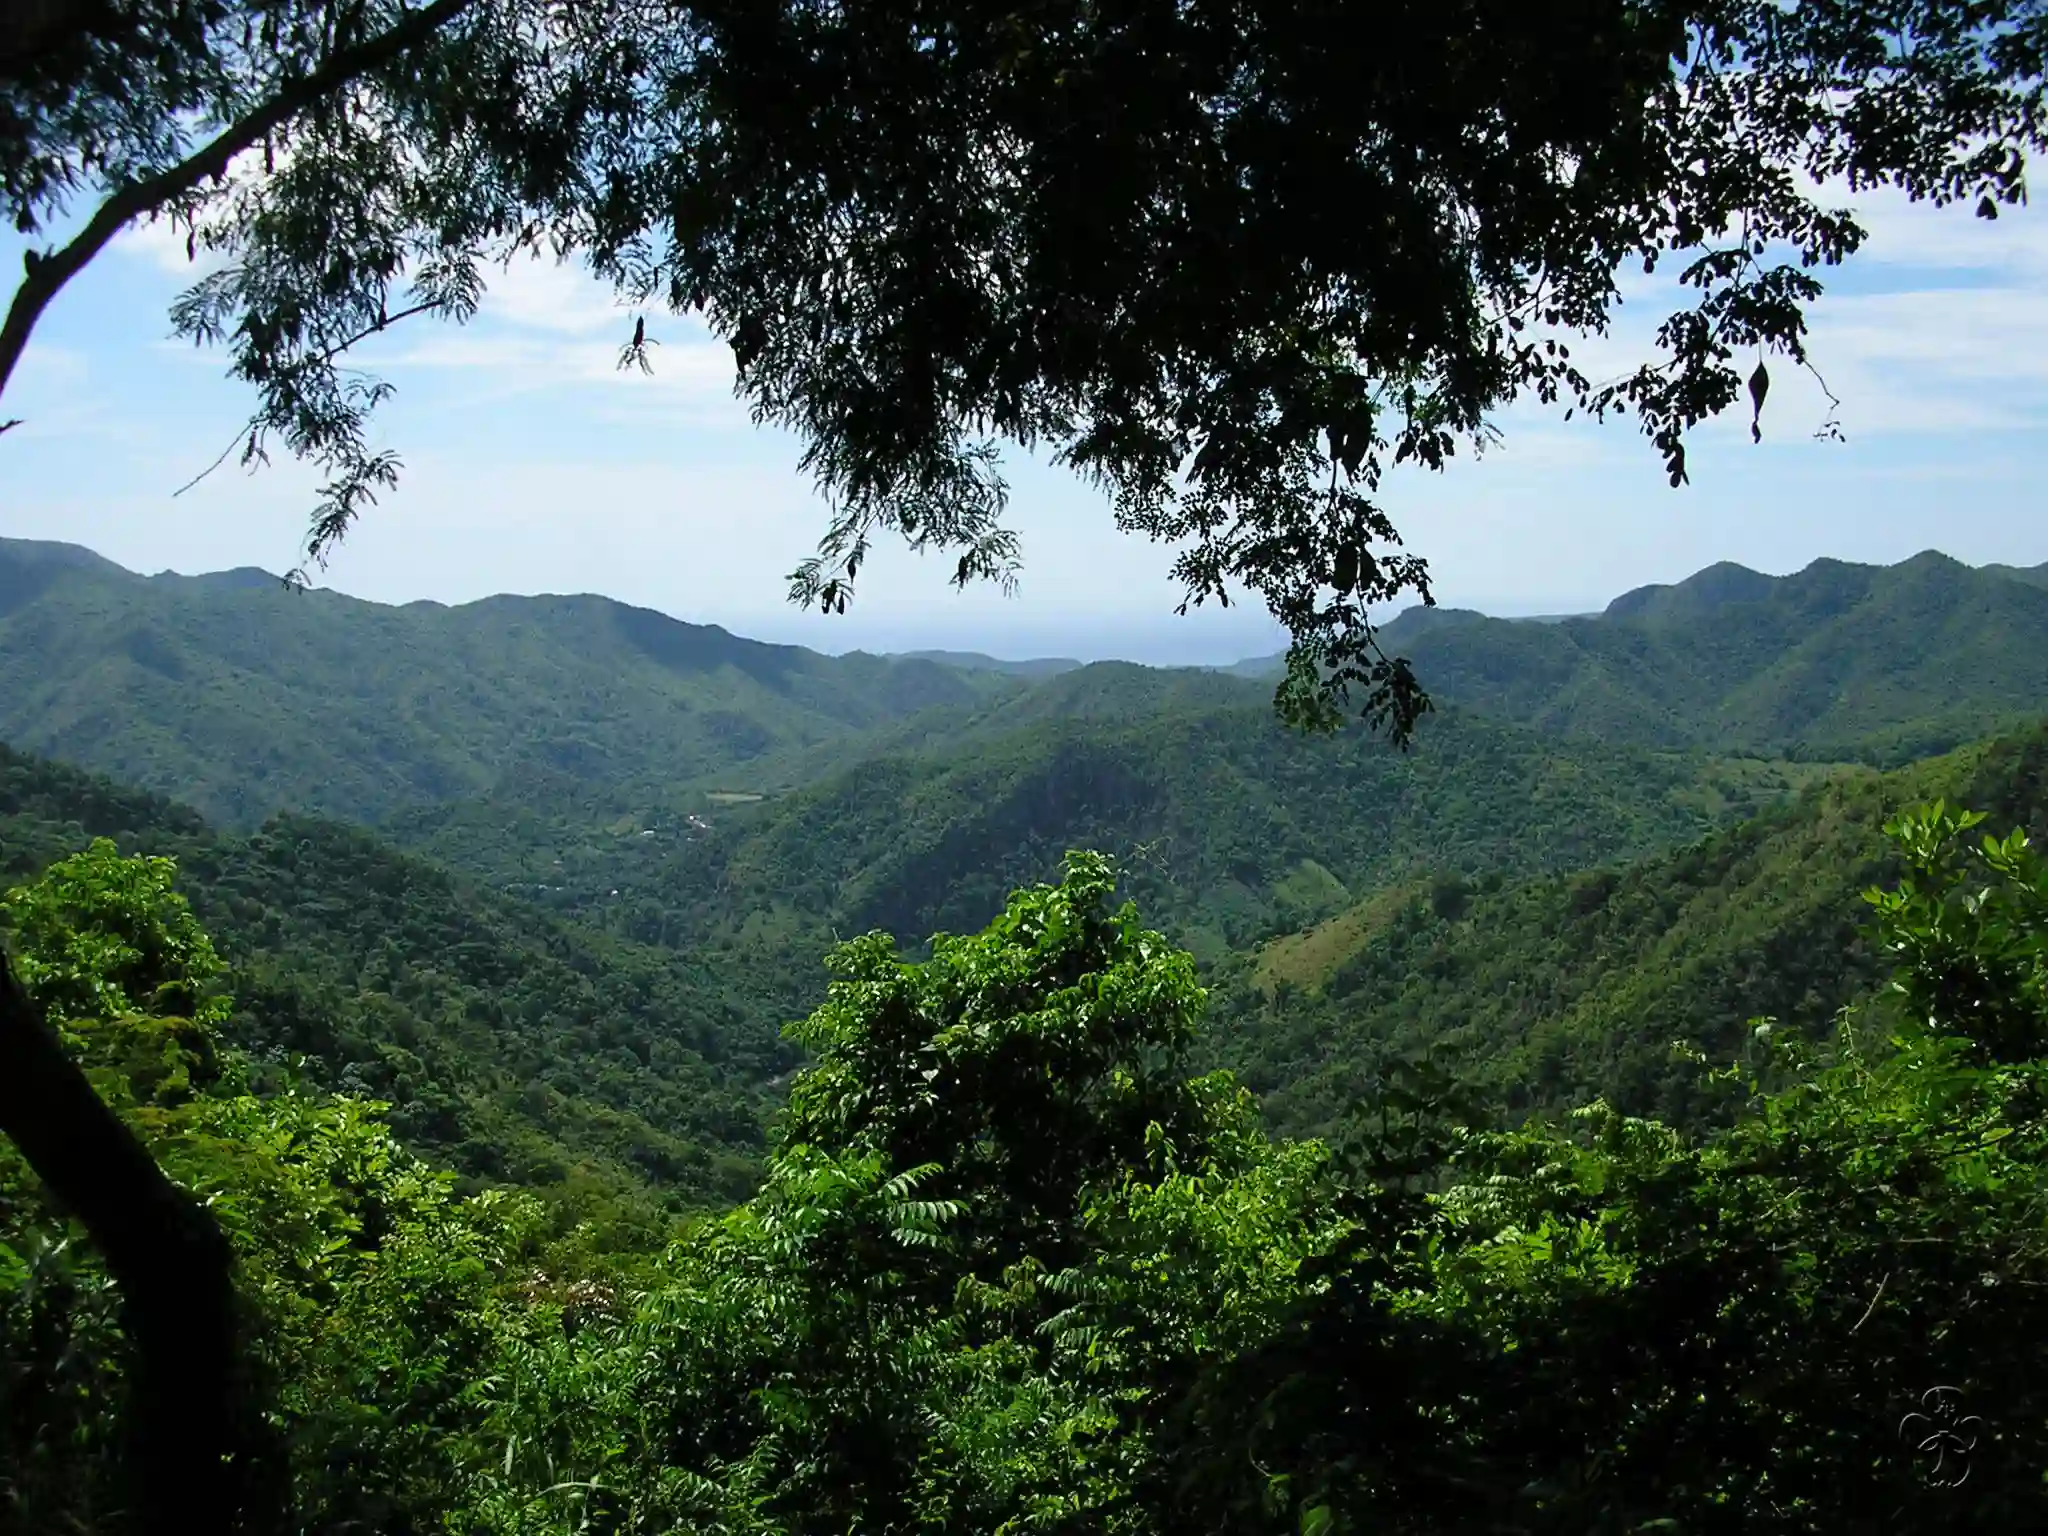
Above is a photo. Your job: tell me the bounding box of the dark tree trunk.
[0,946,239,1535]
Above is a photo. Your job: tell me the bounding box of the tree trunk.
[0,946,239,1535]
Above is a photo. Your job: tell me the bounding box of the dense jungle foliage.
[0,744,788,1235]
[3,809,2047,1532]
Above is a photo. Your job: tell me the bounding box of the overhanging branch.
[0,0,477,408]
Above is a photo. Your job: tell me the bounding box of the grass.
[1252,882,1423,996]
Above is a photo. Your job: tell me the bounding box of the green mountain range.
[895,648,1085,678]
[0,537,1019,829]
[1234,550,2048,762]
[9,541,2048,847]
[4,534,2047,1212]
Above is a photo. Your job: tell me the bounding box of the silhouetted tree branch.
[0,0,476,408]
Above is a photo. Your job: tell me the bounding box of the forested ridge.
[6,540,2048,1181]
[11,536,2048,841]
[405,694,1825,965]
[6,790,2048,1531]
[1235,550,2048,764]
[0,539,1022,830]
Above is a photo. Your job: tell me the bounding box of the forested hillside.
[401,693,1825,981]
[9,785,2048,1533]
[0,745,787,1231]
[1237,552,2048,763]
[10,539,2048,1185]
[1217,722,2048,1136]
[9,541,2048,851]
[0,538,1021,829]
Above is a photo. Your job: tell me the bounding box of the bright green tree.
[450,853,1340,1535]
[0,844,554,1535]
[3,838,229,1102]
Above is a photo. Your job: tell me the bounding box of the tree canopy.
[6,1,2044,729]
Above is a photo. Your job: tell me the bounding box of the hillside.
[1349,552,2048,762]
[0,538,1021,829]
[5,542,2041,850]
[401,678,1834,999]
[896,649,1084,678]
[1211,720,2048,1139]
[1982,560,2048,590]
[699,705,1822,958]
[0,743,791,1228]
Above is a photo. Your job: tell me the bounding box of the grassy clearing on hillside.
[1253,882,1426,994]
[1267,857,1352,925]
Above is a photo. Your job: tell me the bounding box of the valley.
[5,536,2047,1219]
[14,18,2048,1526]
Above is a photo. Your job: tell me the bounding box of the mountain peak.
[0,537,128,577]
[0,537,134,618]
[153,565,283,592]
[1604,561,1774,621]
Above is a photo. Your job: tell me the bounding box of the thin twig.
[1849,1272,1890,1334]
[1804,356,1844,440]
[172,421,254,498]
[312,299,440,370]
[171,299,439,498]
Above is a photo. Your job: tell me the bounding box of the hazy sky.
[4,182,2044,665]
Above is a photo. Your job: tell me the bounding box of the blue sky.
[3,184,2045,665]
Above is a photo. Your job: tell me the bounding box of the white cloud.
[383,311,746,427]
[1762,284,2048,437]
[117,214,210,277]
[1846,185,2048,275]
[1501,182,2048,449]
[479,254,635,336]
